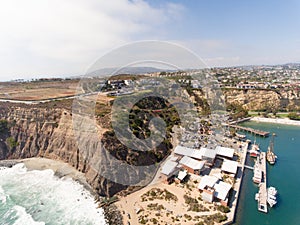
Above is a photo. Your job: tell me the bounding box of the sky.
[1,0,300,81]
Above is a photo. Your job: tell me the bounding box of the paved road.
[0,92,98,105]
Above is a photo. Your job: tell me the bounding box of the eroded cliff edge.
[0,101,128,197]
[0,97,177,198]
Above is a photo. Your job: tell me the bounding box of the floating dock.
[256,152,268,213]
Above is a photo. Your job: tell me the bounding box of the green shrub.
[217,205,230,213]
[287,112,300,120]
[6,137,18,149]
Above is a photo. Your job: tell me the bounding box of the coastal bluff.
[224,88,300,111]
[0,98,174,199]
[0,102,127,197]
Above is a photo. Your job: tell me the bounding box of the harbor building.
[179,156,205,175]
[174,170,188,184]
[221,159,239,176]
[161,160,179,184]
[198,175,232,206]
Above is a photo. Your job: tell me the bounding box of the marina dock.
[228,124,270,137]
[256,152,268,213]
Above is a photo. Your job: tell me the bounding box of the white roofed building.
[221,159,239,176]
[175,170,188,183]
[174,146,203,160]
[179,156,205,175]
[198,175,219,190]
[215,146,235,159]
[214,181,232,206]
[161,160,179,184]
[198,175,232,206]
[200,147,217,166]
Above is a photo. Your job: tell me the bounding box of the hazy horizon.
[1,0,300,81]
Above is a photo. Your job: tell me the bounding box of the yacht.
[249,149,260,157]
[267,186,278,207]
[250,139,260,157]
[252,168,262,184]
[268,186,278,196]
[267,196,277,207]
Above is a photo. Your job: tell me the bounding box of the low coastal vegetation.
[202,213,228,224]
[141,188,178,202]
[287,112,300,120]
[6,137,19,149]
[184,195,209,212]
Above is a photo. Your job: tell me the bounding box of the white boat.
[251,138,260,150]
[268,194,276,200]
[236,133,246,140]
[267,186,278,207]
[252,168,262,184]
[255,193,259,201]
[249,149,260,157]
[268,187,278,196]
[267,196,277,207]
[251,143,260,151]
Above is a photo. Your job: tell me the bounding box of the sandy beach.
[250,117,300,126]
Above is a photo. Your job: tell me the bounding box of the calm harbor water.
[235,121,300,225]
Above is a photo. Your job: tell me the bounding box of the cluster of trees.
[129,96,180,141]
[287,112,300,120]
[227,103,248,120]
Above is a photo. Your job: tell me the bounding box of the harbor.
[235,121,300,225]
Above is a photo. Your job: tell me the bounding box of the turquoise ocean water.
[0,164,107,225]
[235,121,300,225]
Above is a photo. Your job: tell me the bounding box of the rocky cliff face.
[0,98,175,197]
[224,89,300,111]
[0,102,127,197]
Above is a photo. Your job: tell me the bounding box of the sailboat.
[267,133,277,165]
[249,137,260,157]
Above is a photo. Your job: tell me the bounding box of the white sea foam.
[0,166,8,170]
[0,163,107,225]
[0,186,7,204]
[13,205,45,225]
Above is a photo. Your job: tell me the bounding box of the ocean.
[0,163,107,225]
[234,121,300,225]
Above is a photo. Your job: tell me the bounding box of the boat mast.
[269,133,275,153]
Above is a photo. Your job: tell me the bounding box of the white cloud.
[0,0,184,80]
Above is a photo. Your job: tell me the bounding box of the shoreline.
[0,157,109,225]
[0,157,94,194]
[0,157,122,225]
[250,117,300,126]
